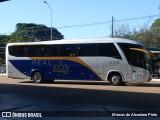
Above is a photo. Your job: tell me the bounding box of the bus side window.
[24,47,28,57]
[9,46,25,57]
[59,44,77,56]
[98,43,122,59]
[41,46,48,56]
[78,44,97,56]
[42,45,59,57]
[9,46,15,56]
[27,45,42,57]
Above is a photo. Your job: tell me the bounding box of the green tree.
[137,19,160,47]
[0,34,10,43]
[113,23,137,39]
[10,23,64,42]
[0,57,5,66]
[0,44,6,60]
[113,18,160,47]
[151,18,160,29]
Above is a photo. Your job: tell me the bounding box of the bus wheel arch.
[107,71,124,86]
[31,70,43,83]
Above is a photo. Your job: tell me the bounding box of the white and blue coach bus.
[6,38,152,85]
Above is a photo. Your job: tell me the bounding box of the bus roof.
[7,38,143,46]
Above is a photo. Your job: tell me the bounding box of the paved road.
[0,75,160,120]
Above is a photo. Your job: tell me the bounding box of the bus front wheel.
[32,71,43,83]
[109,73,123,86]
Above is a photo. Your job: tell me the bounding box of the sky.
[0,0,160,39]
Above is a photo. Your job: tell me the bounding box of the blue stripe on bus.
[9,60,101,81]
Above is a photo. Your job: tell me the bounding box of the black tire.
[109,73,123,86]
[32,71,43,83]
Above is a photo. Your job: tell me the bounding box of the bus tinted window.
[26,45,42,57]
[131,51,145,68]
[59,44,77,56]
[9,46,25,57]
[98,43,122,59]
[118,43,143,65]
[42,45,59,56]
[78,44,97,56]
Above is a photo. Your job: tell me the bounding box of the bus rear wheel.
[32,71,43,83]
[109,73,123,86]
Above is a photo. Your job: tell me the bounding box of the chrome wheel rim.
[33,72,41,82]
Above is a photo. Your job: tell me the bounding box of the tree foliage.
[113,18,160,47]
[0,23,64,62]
[113,23,137,39]
[0,43,5,64]
[10,23,64,42]
[0,57,5,66]
[0,35,10,43]
[151,18,160,29]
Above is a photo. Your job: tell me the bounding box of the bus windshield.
[118,43,150,70]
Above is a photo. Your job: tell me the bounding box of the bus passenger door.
[131,52,145,82]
